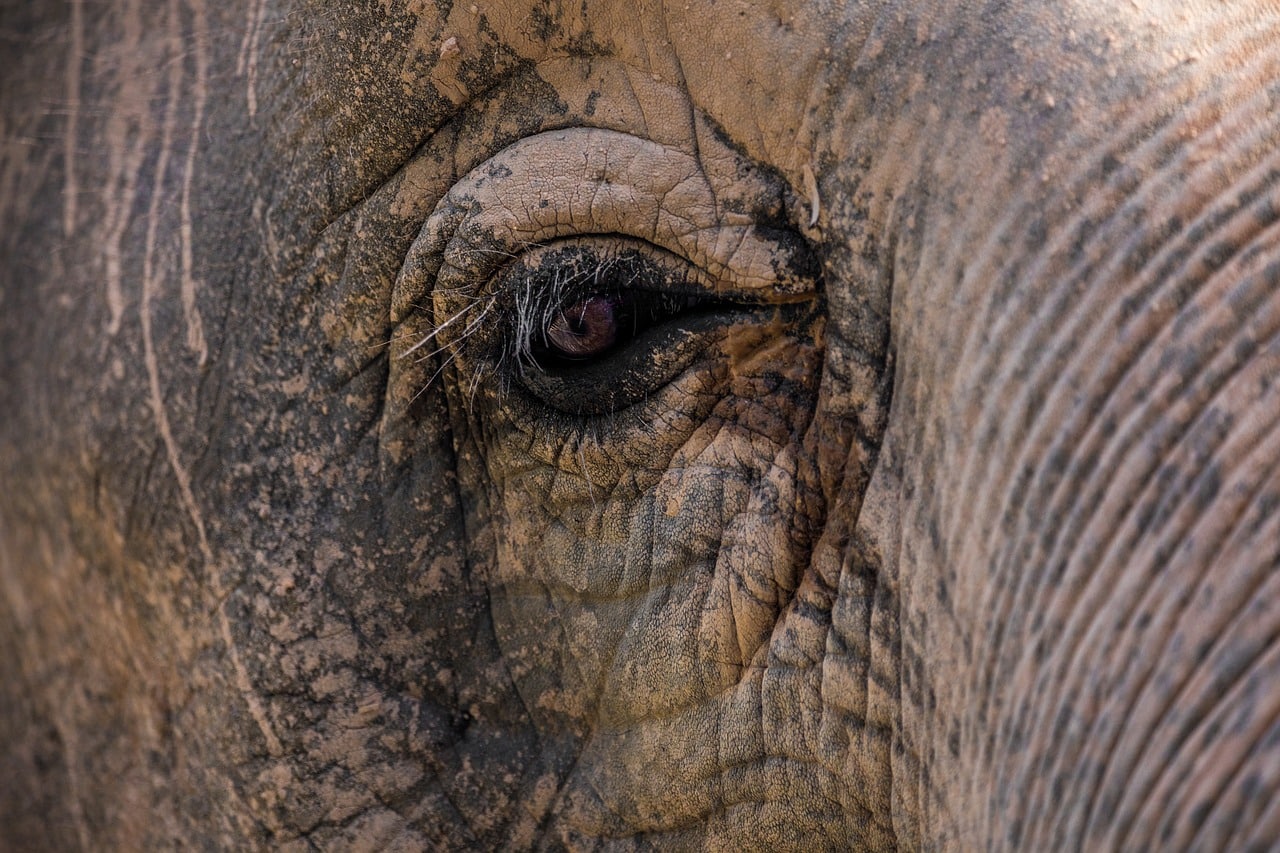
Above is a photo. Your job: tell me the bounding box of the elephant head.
[2,0,1278,848]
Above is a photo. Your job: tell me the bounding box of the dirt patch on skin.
[4,0,1280,848]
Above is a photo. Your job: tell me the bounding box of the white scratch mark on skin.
[144,0,282,758]
[53,719,93,851]
[0,536,30,637]
[103,150,136,336]
[237,0,266,118]
[251,196,282,271]
[802,162,820,228]
[63,0,83,237]
[180,0,209,364]
[101,0,146,335]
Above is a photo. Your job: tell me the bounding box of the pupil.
[544,294,620,358]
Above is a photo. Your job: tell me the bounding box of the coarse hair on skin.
[395,241,648,412]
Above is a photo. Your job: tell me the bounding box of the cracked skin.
[1,0,1279,848]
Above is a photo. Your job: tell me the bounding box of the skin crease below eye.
[376,123,834,842]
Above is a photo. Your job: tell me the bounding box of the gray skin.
[2,0,1279,848]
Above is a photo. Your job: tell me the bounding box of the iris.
[543,294,622,358]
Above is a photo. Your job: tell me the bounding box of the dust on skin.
[2,0,1279,848]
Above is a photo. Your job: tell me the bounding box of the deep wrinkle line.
[63,0,82,238]
[1126,588,1280,846]
[1072,362,1280,844]
[655,0,714,222]
[1016,181,1280,845]
[977,105,1280,835]
[101,0,146,336]
[1067,241,1280,847]
[954,54,1252,752]
[240,0,265,117]
[142,0,283,760]
[179,0,209,364]
[1107,404,1280,850]
[1165,533,1280,850]
[1213,655,1280,851]
[976,57,1280,686]
[964,128,1180,766]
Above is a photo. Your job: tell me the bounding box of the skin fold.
[1,0,1278,848]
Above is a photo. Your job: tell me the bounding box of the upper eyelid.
[489,238,724,303]
[390,128,818,325]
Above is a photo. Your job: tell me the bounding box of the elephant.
[1,0,1278,847]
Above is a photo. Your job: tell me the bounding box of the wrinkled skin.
[2,0,1279,848]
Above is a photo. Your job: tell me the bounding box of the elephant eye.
[395,129,824,424]
[541,295,622,360]
[530,289,713,367]
[494,240,758,416]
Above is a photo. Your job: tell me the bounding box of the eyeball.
[541,295,622,359]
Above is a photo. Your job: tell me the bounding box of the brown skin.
[2,0,1279,848]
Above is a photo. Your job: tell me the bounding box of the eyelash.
[502,248,714,366]
[411,236,745,429]
[439,238,714,365]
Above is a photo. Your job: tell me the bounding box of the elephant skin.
[1,0,1279,848]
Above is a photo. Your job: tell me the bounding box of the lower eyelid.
[515,301,810,416]
[419,233,819,416]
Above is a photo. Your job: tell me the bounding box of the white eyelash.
[399,290,495,359]
[398,240,679,413]
[506,251,631,371]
